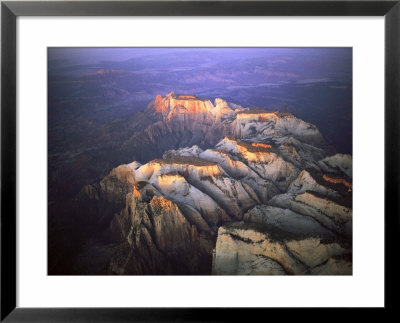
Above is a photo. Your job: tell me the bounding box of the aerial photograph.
[48,47,352,275]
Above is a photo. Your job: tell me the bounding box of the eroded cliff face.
[120,92,329,164]
[213,153,352,275]
[78,93,352,275]
[109,194,213,275]
[212,224,351,275]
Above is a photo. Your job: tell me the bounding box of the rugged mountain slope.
[77,93,352,275]
[119,92,329,162]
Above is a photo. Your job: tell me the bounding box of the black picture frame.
[1,0,399,321]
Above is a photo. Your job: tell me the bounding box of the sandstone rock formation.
[119,92,329,164]
[79,93,352,275]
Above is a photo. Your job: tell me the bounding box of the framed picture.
[1,0,398,320]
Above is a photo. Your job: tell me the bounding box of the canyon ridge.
[69,93,353,275]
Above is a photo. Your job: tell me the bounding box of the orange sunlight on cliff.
[150,195,174,211]
[251,143,272,149]
[322,174,352,192]
[157,174,186,187]
[133,184,141,199]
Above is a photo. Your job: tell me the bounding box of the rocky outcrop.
[212,152,352,275]
[269,192,352,238]
[77,93,352,275]
[212,223,351,275]
[109,194,213,275]
[120,92,330,164]
[215,137,299,191]
[318,153,352,177]
[148,92,239,120]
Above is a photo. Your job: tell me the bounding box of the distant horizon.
[49,47,352,65]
